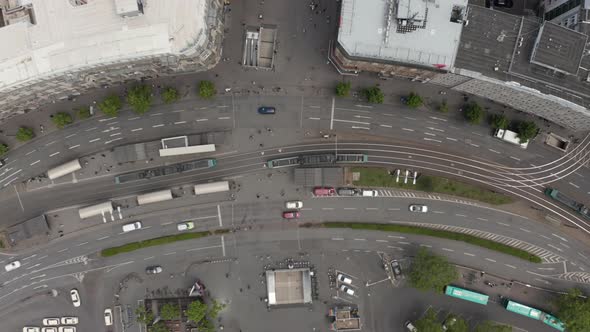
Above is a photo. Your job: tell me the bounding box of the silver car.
[409,204,428,213]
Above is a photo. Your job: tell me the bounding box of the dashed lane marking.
[69,145,80,149]
[464,252,475,256]
[442,248,454,252]
[89,138,101,143]
[485,258,497,263]
[49,152,60,157]
[402,128,414,132]
[152,124,164,128]
[30,160,40,166]
[131,128,143,132]
[505,264,517,269]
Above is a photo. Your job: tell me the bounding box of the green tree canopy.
[127,85,153,114]
[490,114,509,129]
[159,303,180,321]
[335,82,351,97]
[0,143,8,157]
[555,288,590,332]
[207,299,225,319]
[474,321,512,332]
[76,107,92,119]
[162,87,180,104]
[98,95,122,117]
[444,314,468,332]
[186,300,208,324]
[406,92,423,108]
[409,248,458,292]
[415,308,443,332]
[51,112,73,129]
[186,299,224,331]
[363,86,384,104]
[516,121,538,144]
[464,102,484,124]
[135,306,154,325]
[438,101,449,113]
[198,80,216,99]
[16,127,34,142]
[150,322,170,332]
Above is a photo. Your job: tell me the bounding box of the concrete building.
[333,0,590,131]
[542,0,590,34]
[0,0,225,122]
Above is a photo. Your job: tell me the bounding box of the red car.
[283,211,301,219]
[313,186,335,196]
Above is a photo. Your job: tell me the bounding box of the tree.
[464,102,483,124]
[0,143,8,157]
[198,80,216,99]
[409,248,458,292]
[414,308,443,332]
[150,322,170,332]
[186,300,208,324]
[490,114,509,129]
[16,127,34,142]
[516,121,538,144]
[335,82,351,97]
[363,86,384,104]
[76,107,92,119]
[135,306,154,325]
[444,314,468,332]
[162,87,180,104]
[98,95,122,117]
[555,288,590,332]
[406,92,423,108]
[127,85,153,114]
[159,303,180,320]
[474,321,511,332]
[207,299,225,319]
[438,101,449,113]
[51,112,73,129]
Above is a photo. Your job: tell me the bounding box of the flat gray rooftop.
[531,22,587,75]
[337,0,468,70]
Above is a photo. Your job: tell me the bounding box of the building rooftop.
[266,268,312,306]
[337,0,468,70]
[0,0,208,90]
[455,5,590,110]
[531,22,587,75]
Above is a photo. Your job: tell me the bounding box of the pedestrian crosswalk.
[391,221,565,264]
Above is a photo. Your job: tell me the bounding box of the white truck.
[493,129,528,149]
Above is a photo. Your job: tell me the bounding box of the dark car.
[493,0,513,8]
[146,265,163,274]
[337,187,359,196]
[258,106,276,114]
[391,260,402,279]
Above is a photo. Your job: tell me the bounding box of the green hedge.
[101,230,227,257]
[323,222,541,263]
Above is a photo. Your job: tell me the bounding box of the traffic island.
[320,222,542,263]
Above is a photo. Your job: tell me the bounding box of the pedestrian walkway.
[391,221,565,264]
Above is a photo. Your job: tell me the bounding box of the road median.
[321,222,541,263]
[100,229,229,257]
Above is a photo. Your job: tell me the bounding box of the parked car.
[337,187,359,196]
[122,221,142,232]
[285,201,303,209]
[42,318,60,326]
[257,106,276,114]
[337,273,352,285]
[442,316,457,331]
[146,266,163,274]
[313,186,335,196]
[5,260,21,272]
[23,328,40,332]
[70,289,81,307]
[58,327,76,332]
[391,260,402,279]
[104,308,113,326]
[42,328,57,332]
[362,189,378,197]
[339,285,355,296]
[282,211,301,219]
[409,204,428,213]
[405,321,418,332]
[60,317,79,325]
[176,221,195,231]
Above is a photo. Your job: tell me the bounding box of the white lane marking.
[353,238,366,241]
[49,152,60,157]
[30,160,40,166]
[332,238,344,241]
[97,236,110,241]
[26,150,36,156]
[196,119,208,122]
[160,222,173,226]
[221,236,226,257]
[505,264,517,269]
[387,235,405,239]
[85,127,97,132]
[69,145,80,149]
[334,107,370,114]
[539,234,551,240]
[380,124,393,128]
[89,138,101,143]
[46,140,57,146]
[143,256,155,261]
[33,285,48,290]
[152,124,164,128]
[433,211,445,214]
[426,127,445,132]
[30,274,46,280]
[485,258,496,263]
[519,227,531,233]
[354,115,372,119]
[420,244,432,248]
[429,116,447,122]
[575,172,584,178]
[76,242,89,246]
[354,104,373,109]
[216,105,229,108]
[105,137,123,144]
[579,253,588,259]
[552,233,568,242]
[537,267,555,271]
[58,248,69,253]
[509,156,521,161]
[376,239,388,243]
[110,132,121,137]
[26,263,41,270]
[65,133,77,139]
[497,222,510,227]
[404,116,417,120]
[128,117,140,120]
[488,149,500,154]
[464,252,475,256]
[547,244,563,252]
[308,105,320,109]
[387,246,404,250]
[351,126,370,130]
[23,254,37,260]
[218,117,231,120]
[149,112,163,116]
[308,117,321,120]
[37,255,48,261]
[455,214,467,217]
[442,248,454,252]
[388,208,400,211]
[322,207,335,210]
[186,245,222,252]
[569,182,580,189]
[174,121,187,125]
[172,109,185,113]
[330,97,335,130]
[217,205,223,227]
[469,143,479,148]
[423,137,442,143]
[476,217,488,221]
[424,132,436,136]
[131,128,143,132]
[164,252,176,255]
[471,132,483,137]
[402,128,415,132]
[398,241,410,245]
[343,208,357,210]
[446,137,458,141]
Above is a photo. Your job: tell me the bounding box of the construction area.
[242,25,277,69]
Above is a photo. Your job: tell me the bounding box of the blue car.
[258,106,276,114]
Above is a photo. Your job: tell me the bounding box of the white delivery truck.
[493,129,528,149]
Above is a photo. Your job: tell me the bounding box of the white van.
[122,221,142,232]
[362,190,378,197]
